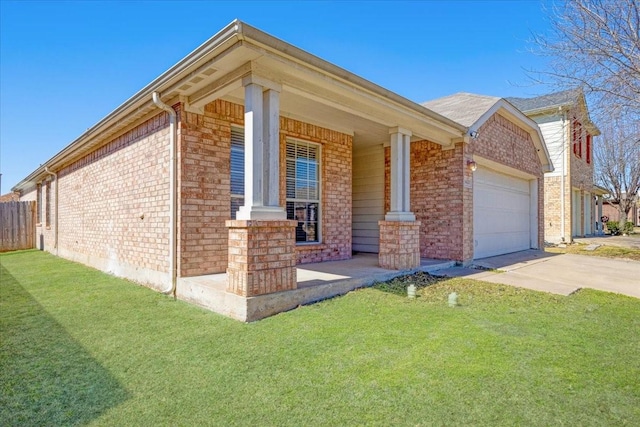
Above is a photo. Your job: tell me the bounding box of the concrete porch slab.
[177,254,455,322]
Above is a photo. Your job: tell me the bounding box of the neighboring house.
[0,192,20,202]
[508,89,604,243]
[602,198,640,227]
[12,20,551,320]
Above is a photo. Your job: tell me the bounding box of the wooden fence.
[0,201,36,252]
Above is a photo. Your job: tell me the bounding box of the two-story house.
[508,89,606,243]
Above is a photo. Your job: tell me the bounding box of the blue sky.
[0,0,553,194]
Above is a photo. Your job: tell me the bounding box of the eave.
[14,19,467,193]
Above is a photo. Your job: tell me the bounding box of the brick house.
[421,93,551,260]
[602,198,640,227]
[508,89,606,243]
[12,21,551,320]
[0,192,20,202]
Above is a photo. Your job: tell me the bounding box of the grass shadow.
[0,264,129,426]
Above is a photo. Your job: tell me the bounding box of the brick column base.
[226,220,297,296]
[378,220,421,270]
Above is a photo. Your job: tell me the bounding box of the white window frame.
[286,138,321,244]
[230,126,244,220]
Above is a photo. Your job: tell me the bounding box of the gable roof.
[422,92,553,173]
[12,19,466,193]
[506,88,600,136]
[422,93,501,128]
[506,88,581,113]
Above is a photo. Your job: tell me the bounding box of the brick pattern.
[543,175,564,241]
[48,113,172,275]
[407,141,469,261]
[226,220,297,296]
[280,117,353,264]
[473,114,543,177]
[0,193,19,202]
[181,101,353,276]
[386,113,544,262]
[179,100,243,277]
[378,221,421,269]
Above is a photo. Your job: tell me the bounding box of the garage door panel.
[474,166,532,259]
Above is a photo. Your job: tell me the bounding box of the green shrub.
[607,220,635,235]
[607,221,620,235]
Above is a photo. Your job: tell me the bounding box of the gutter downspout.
[44,167,59,255]
[152,92,177,296]
[561,109,567,242]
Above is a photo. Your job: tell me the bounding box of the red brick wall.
[226,219,297,296]
[385,112,544,262]
[280,118,353,264]
[0,193,19,202]
[407,141,469,260]
[180,100,353,275]
[49,112,172,286]
[179,100,243,277]
[378,220,421,269]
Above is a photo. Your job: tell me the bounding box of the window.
[36,184,42,224]
[230,127,244,219]
[586,134,592,164]
[286,140,320,243]
[45,181,51,227]
[572,120,582,158]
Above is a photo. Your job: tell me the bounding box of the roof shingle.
[421,92,500,128]
[506,88,581,113]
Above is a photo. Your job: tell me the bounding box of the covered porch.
[168,21,466,299]
[177,254,454,322]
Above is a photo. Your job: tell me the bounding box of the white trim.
[285,138,322,244]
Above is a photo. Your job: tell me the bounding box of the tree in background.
[532,0,640,121]
[532,0,640,227]
[594,117,640,226]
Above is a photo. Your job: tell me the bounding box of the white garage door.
[473,166,531,259]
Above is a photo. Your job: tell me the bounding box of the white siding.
[535,114,566,176]
[352,144,384,253]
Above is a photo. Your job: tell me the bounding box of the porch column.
[386,127,415,221]
[379,127,421,270]
[597,195,604,235]
[227,75,296,297]
[236,76,286,220]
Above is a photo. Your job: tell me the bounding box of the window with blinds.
[286,140,320,243]
[230,127,244,219]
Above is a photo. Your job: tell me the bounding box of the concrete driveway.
[435,250,640,298]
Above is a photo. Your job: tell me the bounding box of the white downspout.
[152,92,177,296]
[44,167,59,255]
[560,109,567,242]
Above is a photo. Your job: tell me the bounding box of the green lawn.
[2,250,639,426]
